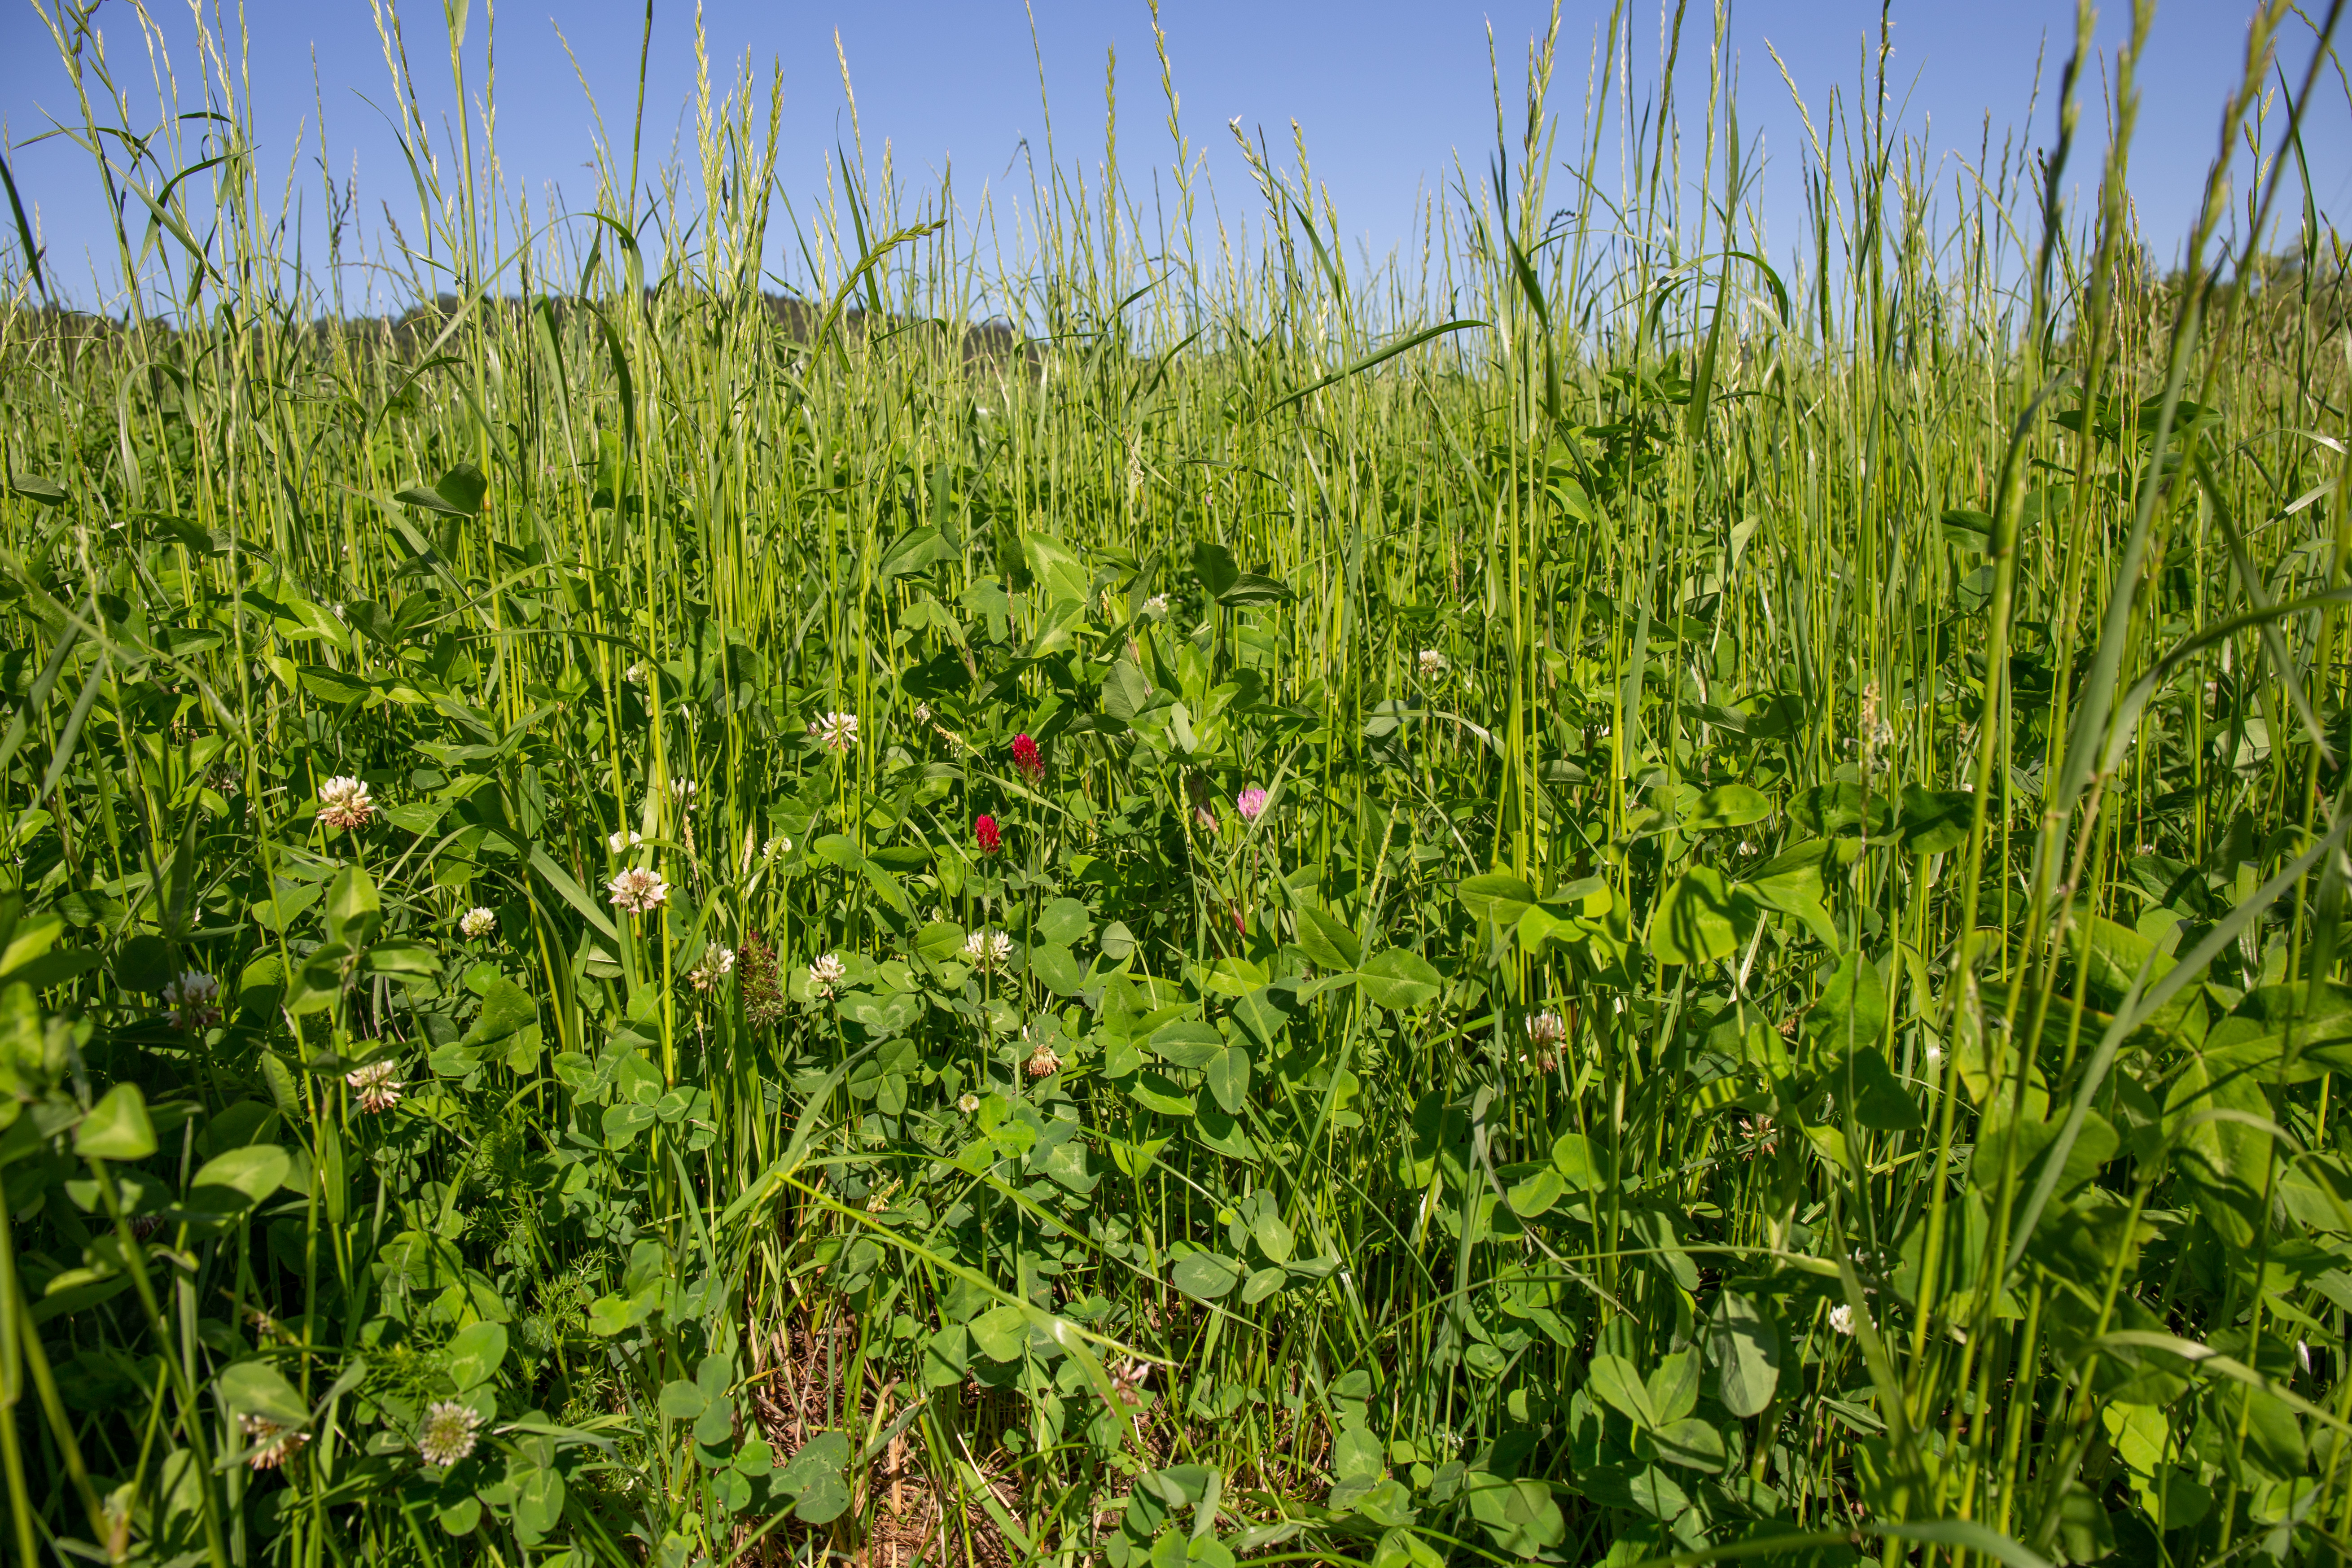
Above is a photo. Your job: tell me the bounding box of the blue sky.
[3,2,2343,313]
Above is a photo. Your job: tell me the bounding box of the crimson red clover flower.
[1012,733,1043,782]
[975,814,1002,854]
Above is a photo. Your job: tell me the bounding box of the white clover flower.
[957,1092,980,1114]
[163,969,221,1030]
[962,930,1013,972]
[670,780,697,812]
[688,946,737,992]
[605,867,669,915]
[807,952,847,998]
[913,702,933,723]
[415,1400,483,1467]
[316,775,376,831]
[345,1060,403,1114]
[459,907,496,939]
[608,828,643,853]
[239,1413,308,1470]
[808,711,859,753]
[1418,649,1446,676]
[762,836,788,861]
[1828,1304,1857,1337]
[624,662,647,685]
[1142,594,1171,618]
[1524,1012,1567,1048]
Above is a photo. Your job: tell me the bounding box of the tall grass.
[1,0,2350,1564]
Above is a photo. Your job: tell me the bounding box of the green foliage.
[0,2,2348,1564]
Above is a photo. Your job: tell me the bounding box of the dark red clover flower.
[974,814,1003,854]
[1012,733,1044,782]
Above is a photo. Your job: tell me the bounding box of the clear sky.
[3,2,2343,314]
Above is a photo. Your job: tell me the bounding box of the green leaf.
[1355,948,1442,1010]
[877,525,955,581]
[1219,572,1294,606]
[1706,1291,1783,1419]
[1648,866,1742,965]
[187,1144,290,1210]
[1038,897,1092,946]
[1551,1133,1613,1191]
[76,1083,156,1160]
[325,863,380,948]
[968,1304,1026,1362]
[1205,1046,1251,1114]
[218,1359,308,1425]
[658,1379,710,1419]
[1586,1353,1658,1428]
[915,920,967,963]
[7,474,67,507]
[445,1322,508,1391]
[1191,542,1240,600]
[1805,947,1887,1061]
[1841,1046,1925,1131]
[1170,1250,1246,1301]
[776,1432,854,1523]
[1681,784,1772,831]
[1293,904,1362,971]
[1744,839,1838,946]
[462,969,537,1045]
[1129,1072,1196,1118]
[1647,1416,1727,1472]
[1507,1165,1564,1218]
[1458,872,1537,927]
[1240,1266,1287,1304]
[1898,783,1974,855]
[114,933,177,994]
[2166,1049,2270,1248]
[1029,943,1085,996]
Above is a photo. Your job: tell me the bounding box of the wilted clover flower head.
[605,867,669,915]
[1524,1012,1567,1048]
[459,907,496,939]
[345,1061,403,1114]
[416,1400,483,1467]
[808,711,859,752]
[688,946,737,992]
[316,775,376,830]
[163,969,221,1030]
[1025,1039,1062,1077]
[239,1413,308,1470]
[807,952,847,998]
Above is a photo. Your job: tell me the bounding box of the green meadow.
[1,1,2349,1564]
